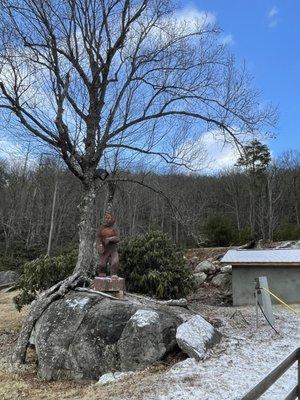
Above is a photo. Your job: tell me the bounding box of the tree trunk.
[47,180,58,256]
[74,182,97,276]
[12,180,97,365]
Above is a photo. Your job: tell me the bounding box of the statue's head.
[103,212,115,226]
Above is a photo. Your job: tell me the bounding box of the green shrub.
[236,226,253,245]
[275,223,300,241]
[203,216,234,246]
[0,244,42,272]
[14,250,77,310]
[119,231,194,300]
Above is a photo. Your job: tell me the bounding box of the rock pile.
[275,240,300,249]
[189,257,232,294]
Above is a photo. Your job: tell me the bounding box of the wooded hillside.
[0,149,299,267]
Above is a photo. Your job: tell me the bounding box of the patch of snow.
[176,315,217,360]
[130,310,159,327]
[144,305,300,400]
[65,297,90,310]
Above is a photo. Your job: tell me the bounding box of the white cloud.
[172,6,216,31]
[177,130,242,174]
[199,131,241,172]
[221,34,234,46]
[183,131,272,174]
[267,6,279,28]
[268,6,278,18]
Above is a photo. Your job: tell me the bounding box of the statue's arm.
[104,236,120,245]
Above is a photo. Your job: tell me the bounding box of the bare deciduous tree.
[0,0,275,364]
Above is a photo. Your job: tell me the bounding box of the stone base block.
[94,276,126,293]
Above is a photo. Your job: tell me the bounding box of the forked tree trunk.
[74,182,97,276]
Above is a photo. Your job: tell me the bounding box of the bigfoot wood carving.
[97,211,120,277]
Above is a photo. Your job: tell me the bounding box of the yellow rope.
[261,287,300,317]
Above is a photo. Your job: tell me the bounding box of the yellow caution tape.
[261,286,300,317]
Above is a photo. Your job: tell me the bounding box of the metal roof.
[221,249,300,264]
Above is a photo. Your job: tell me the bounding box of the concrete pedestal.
[94,276,126,298]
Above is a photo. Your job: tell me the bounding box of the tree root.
[12,272,90,365]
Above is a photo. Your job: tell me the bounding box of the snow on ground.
[143,304,299,400]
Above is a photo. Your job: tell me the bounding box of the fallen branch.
[0,282,16,290]
[75,287,127,301]
[126,293,188,308]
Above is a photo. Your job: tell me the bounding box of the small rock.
[114,371,134,380]
[97,372,115,385]
[194,260,215,274]
[276,240,300,249]
[97,371,134,385]
[0,270,18,286]
[275,241,292,249]
[211,273,231,290]
[176,315,220,360]
[193,272,207,286]
[220,265,232,273]
[188,256,199,270]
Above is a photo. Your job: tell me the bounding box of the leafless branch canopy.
[0,0,276,183]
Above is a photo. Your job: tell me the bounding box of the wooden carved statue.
[97,211,120,277]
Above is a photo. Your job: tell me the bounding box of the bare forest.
[0,148,299,268]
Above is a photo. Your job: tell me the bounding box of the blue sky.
[0,1,299,169]
[190,0,300,157]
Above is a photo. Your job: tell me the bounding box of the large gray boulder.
[176,315,220,360]
[0,270,18,286]
[194,260,216,274]
[33,292,185,380]
[118,309,178,371]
